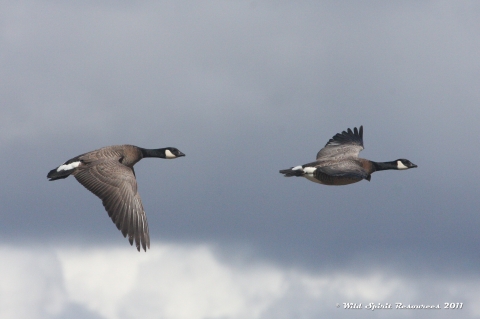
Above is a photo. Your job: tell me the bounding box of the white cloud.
[0,248,65,319]
[1,243,480,319]
[57,244,285,319]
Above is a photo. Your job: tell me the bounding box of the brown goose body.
[47,144,185,251]
[279,126,417,185]
[302,158,376,185]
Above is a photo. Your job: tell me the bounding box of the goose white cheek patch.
[165,149,176,159]
[397,161,408,170]
[292,166,303,170]
[57,161,80,172]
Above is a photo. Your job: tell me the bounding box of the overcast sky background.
[1,1,480,318]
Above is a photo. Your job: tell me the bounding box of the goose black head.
[164,147,186,159]
[396,159,417,170]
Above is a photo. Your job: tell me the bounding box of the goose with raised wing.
[279,126,416,185]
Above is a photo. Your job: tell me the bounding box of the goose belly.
[303,173,362,186]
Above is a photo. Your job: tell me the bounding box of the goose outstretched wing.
[316,126,364,160]
[73,158,150,251]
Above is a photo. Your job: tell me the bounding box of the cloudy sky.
[1,1,479,318]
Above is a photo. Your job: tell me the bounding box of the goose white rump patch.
[57,161,80,172]
[292,166,316,174]
[303,167,316,174]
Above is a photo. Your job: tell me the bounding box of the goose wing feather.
[316,126,364,160]
[73,158,150,251]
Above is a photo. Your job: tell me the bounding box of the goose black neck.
[372,161,397,172]
[140,148,167,158]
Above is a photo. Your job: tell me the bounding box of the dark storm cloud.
[1,0,479,285]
